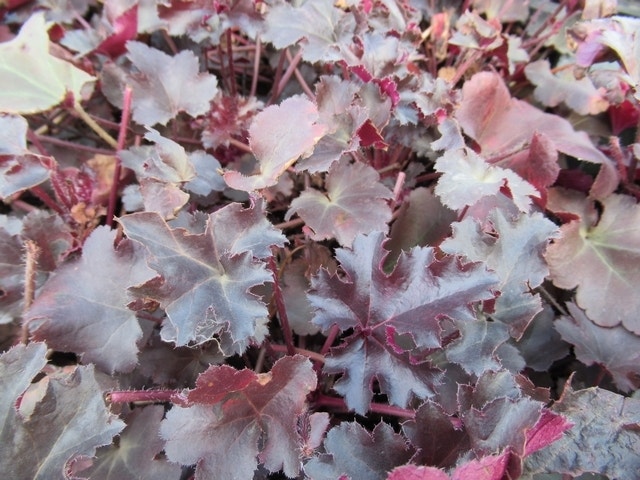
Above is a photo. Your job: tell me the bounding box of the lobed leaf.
[545,189,640,333]
[161,355,317,479]
[223,95,328,191]
[103,41,218,126]
[304,422,415,480]
[27,226,156,373]
[79,406,182,479]
[286,159,393,247]
[434,147,539,212]
[442,207,559,337]
[119,200,286,351]
[0,345,124,479]
[556,302,640,392]
[310,231,498,413]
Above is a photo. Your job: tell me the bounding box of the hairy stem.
[20,240,40,344]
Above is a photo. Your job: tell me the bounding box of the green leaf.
[0,13,95,114]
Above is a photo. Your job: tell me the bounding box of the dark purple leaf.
[310,231,498,413]
[513,305,570,372]
[119,200,285,351]
[161,355,317,479]
[27,226,156,373]
[0,345,125,479]
[556,302,640,392]
[304,422,415,480]
[79,406,182,479]
[402,400,470,469]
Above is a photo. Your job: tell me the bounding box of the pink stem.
[106,86,132,228]
[315,394,416,419]
[108,389,186,405]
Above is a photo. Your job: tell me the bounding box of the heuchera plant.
[1,0,640,478]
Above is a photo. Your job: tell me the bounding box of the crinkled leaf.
[304,422,414,480]
[119,128,195,184]
[456,71,618,198]
[556,302,640,392]
[262,0,353,63]
[513,305,570,372]
[119,201,285,351]
[298,76,368,172]
[524,60,609,115]
[446,320,522,375]
[0,342,48,426]
[27,226,156,373]
[434,147,539,212]
[402,400,470,469]
[138,178,189,220]
[224,95,328,191]
[0,115,56,199]
[441,208,559,337]
[309,231,498,413]
[435,148,540,212]
[462,396,542,458]
[0,357,125,479]
[161,356,317,479]
[286,160,393,247]
[104,41,218,126]
[545,190,640,333]
[523,386,640,478]
[387,187,457,261]
[0,13,95,114]
[80,406,182,479]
